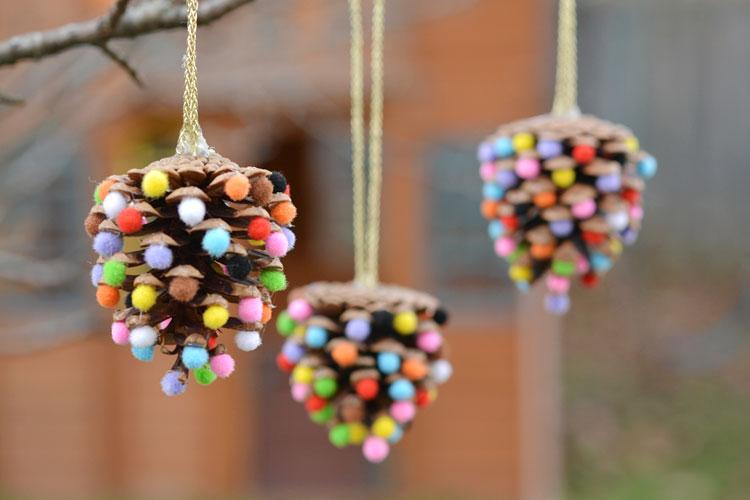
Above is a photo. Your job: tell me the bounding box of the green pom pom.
[552,260,575,276]
[93,185,102,205]
[310,404,334,425]
[507,243,528,264]
[102,260,126,287]
[260,269,287,292]
[194,365,217,385]
[313,377,338,398]
[276,311,296,336]
[329,424,350,449]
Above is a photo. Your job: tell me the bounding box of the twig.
[0,93,24,106]
[97,43,143,86]
[101,0,133,34]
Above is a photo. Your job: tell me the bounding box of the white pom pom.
[129,326,157,348]
[178,197,206,226]
[606,212,629,232]
[235,331,262,352]
[103,191,128,220]
[430,359,453,384]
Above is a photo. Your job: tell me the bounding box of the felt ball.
[226,255,252,279]
[388,379,416,401]
[509,264,532,283]
[402,358,429,381]
[355,379,379,400]
[546,274,571,294]
[377,352,401,375]
[310,404,334,425]
[630,204,644,221]
[262,303,274,324]
[607,211,630,232]
[102,191,127,219]
[178,197,206,226]
[282,227,297,250]
[224,174,250,201]
[282,340,305,363]
[260,269,287,292]
[372,310,395,335]
[571,199,597,219]
[481,200,499,219]
[329,424,350,449]
[572,144,596,164]
[313,377,338,398]
[141,170,170,198]
[265,232,289,257]
[194,365,217,385]
[129,325,157,348]
[292,365,314,384]
[275,310,296,336]
[482,183,504,201]
[249,176,274,205]
[169,277,198,302]
[116,207,143,234]
[537,139,563,159]
[305,397,327,416]
[417,330,443,353]
[94,179,115,204]
[544,293,570,315]
[393,311,418,335]
[102,260,127,287]
[495,236,517,257]
[202,228,231,258]
[270,201,297,225]
[182,345,209,369]
[132,284,157,312]
[479,162,495,182]
[291,382,311,402]
[551,259,575,276]
[477,142,494,162]
[488,220,504,240]
[210,353,235,378]
[238,297,263,323]
[590,252,613,272]
[305,326,328,349]
[415,388,432,407]
[247,217,271,241]
[90,264,103,287]
[550,219,574,237]
[111,321,130,345]
[582,272,600,288]
[348,422,368,445]
[131,345,154,362]
[269,171,288,193]
[501,215,519,232]
[206,333,217,350]
[388,425,404,444]
[621,228,639,246]
[372,415,397,439]
[144,244,173,270]
[512,132,535,152]
[362,437,390,463]
[345,318,371,342]
[433,307,449,325]
[493,136,514,157]
[331,341,358,367]
[287,299,313,322]
[495,169,518,189]
[96,284,120,308]
[552,168,576,189]
[596,174,621,193]
[160,370,187,396]
[390,401,416,424]
[430,359,453,384]
[576,255,591,274]
[515,157,541,179]
[638,156,657,179]
[84,212,105,237]
[93,232,123,257]
[235,330,262,351]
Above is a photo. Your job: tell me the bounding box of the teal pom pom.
[182,345,209,369]
[202,228,231,258]
[131,345,154,362]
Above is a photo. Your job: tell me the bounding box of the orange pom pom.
[96,284,120,308]
[480,200,498,219]
[530,243,555,260]
[331,341,358,367]
[533,192,556,209]
[402,358,428,380]
[270,201,297,225]
[98,179,115,201]
[261,303,273,323]
[224,175,250,201]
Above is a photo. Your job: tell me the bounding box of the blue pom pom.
[345,318,371,342]
[305,326,328,349]
[590,252,613,272]
[637,156,658,179]
[282,227,297,250]
[93,232,123,257]
[131,345,154,362]
[160,370,187,396]
[515,281,530,293]
[493,137,514,158]
[482,183,504,201]
[377,352,401,375]
[488,220,504,240]
[388,425,404,444]
[282,340,305,363]
[90,263,103,287]
[477,142,494,162]
[202,228,231,258]
[544,293,570,315]
[181,346,209,369]
[144,244,173,270]
[388,379,415,401]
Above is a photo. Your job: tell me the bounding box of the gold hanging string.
[176,0,210,156]
[349,0,367,285]
[552,0,580,117]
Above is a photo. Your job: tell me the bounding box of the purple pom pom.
[90,264,103,287]
[144,244,173,270]
[93,232,123,257]
[160,370,187,396]
[282,227,296,251]
[544,293,570,315]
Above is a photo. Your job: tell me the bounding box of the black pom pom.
[371,310,395,335]
[433,307,449,325]
[124,292,133,308]
[226,255,252,280]
[269,171,287,193]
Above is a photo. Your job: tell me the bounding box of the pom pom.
[161,370,187,396]
[144,244,173,270]
[94,179,115,204]
[331,341,358,367]
[572,144,596,164]
[269,171,288,193]
[90,264,103,287]
[102,191,127,219]
[345,318,371,341]
[371,310,395,335]
[544,293,571,315]
[291,382,311,402]
[270,201,297,225]
[329,424,350,449]
[247,217,271,241]
[93,232,123,257]
[430,359,453,384]
[416,330,443,353]
[265,232,289,257]
[129,325,157,347]
[393,311,418,335]
[348,422,368,445]
[239,297,263,323]
[111,321,130,345]
[282,227,297,250]
[210,353,235,378]
[276,311,296,336]
[282,340,305,364]
[313,377,338,398]
[355,379,379,400]
[388,425,404,444]
[310,404,334,425]
[260,269,287,292]
[287,299,313,322]
[102,260,126,287]
[169,277,198,302]
[292,365,314,384]
[132,284,157,312]
[84,212,105,237]
[637,156,658,179]
[131,345,154,362]
[226,255,252,280]
[202,228,231,258]
[377,352,401,375]
[390,401,416,424]
[235,331,262,351]
[194,365,217,385]
[178,197,206,226]
[224,174,250,201]
[249,176,274,205]
[116,207,143,234]
[182,345,209,369]
[96,285,120,308]
[388,379,416,401]
[141,170,169,198]
[372,415,397,439]
[305,326,328,348]
[203,304,229,329]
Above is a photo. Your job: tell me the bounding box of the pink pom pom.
[495,236,517,257]
[390,401,416,424]
[238,297,263,323]
[288,299,313,322]
[571,199,597,219]
[515,157,540,179]
[546,275,571,294]
[576,255,590,274]
[629,204,644,220]
[291,382,311,402]
[362,436,390,463]
[479,162,495,182]
[111,321,130,345]
[210,353,235,378]
[416,330,443,353]
[265,232,289,258]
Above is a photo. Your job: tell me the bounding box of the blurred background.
[0,0,748,499]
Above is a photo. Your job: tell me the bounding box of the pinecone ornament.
[478,114,657,314]
[85,153,298,394]
[275,282,452,463]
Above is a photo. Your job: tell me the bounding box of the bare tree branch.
[0,93,24,106]
[0,0,255,67]
[97,43,143,86]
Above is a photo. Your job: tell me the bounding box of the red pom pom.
[207,335,218,350]
[572,145,596,164]
[276,353,294,373]
[500,215,519,232]
[582,231,607,246]
[582,272,600,288]
[117,207,143,234]
[415,388,431,407]
[622,188,640,204]
[247,217,271,241]
[305,395,327,412]
[355,379,379,401]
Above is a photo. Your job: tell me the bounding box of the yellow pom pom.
[610,239,623,256]
[625,136,640,153]
[132,285,157,312]
[203,304,229,329]
[393,311,418,335]
[141,170,169,199]
[509,265,532,283]
[293,324,306,339]
[552,168,576,188]
[292,365,314,384]
[372,415,397,438]
[512,132,535,152]
[348,422,368,445]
